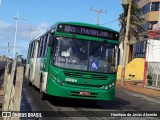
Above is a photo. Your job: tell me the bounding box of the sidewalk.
[116,81,160,99]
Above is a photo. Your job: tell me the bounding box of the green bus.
[25,22,119,100]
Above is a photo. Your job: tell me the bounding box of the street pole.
[90,7,106,25]
[13,12,26,59]
[121,0,132,85]
[8,42,10,58]
[0,0,2,7]
[13,12,19,59]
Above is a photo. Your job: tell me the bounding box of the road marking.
[123,91,160,104]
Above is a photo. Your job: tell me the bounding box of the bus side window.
[43,35,48,57]
[31,42,35,57]
[30,43,33,58]
[48,34,54,46]
[37,40,40,57]
[41,36,45,57]
[42,35,48,57]
[44,34,50,57]
[50,37,57,64]
[30,42,33,57]
[39,38,43,57]
[27,44,31,57]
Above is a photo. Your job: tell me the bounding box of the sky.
[0,0,123,58]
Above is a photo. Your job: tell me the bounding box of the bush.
[147,75,152,86]
[147,75,152,79]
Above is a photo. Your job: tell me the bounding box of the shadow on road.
[23,77,131,111]
[21,90,32,111]
[46,95,131,110]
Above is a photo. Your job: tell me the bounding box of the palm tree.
[119,0,146,85]
[119,0,145,48]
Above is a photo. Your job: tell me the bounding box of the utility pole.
[13,12,19,60]
[28,25,35,40]
[13,12,26,59]
[121,0,132,85]
[0,0,2,7]
[90,7,106,25]
[7,42,10,58]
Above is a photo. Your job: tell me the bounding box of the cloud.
[32,23,50,39]
[0,21,12,29]
[0,20,50,58]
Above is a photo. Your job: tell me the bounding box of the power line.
[100,19,119,25]
[93,8,160,26]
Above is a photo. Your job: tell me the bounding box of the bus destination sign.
[57,24,119,40]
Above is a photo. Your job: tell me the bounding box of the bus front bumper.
[46,79,115,101]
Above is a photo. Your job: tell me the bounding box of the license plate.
[79,91,90,96]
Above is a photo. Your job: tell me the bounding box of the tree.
[119,0,145,48]
[119,0,146,85]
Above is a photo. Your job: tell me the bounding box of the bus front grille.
[65,82,103,89]
[64,71,108,80]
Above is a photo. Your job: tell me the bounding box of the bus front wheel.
[40,85,47,100]
[40,91,47,100]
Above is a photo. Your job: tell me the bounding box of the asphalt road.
[21,77,160,120]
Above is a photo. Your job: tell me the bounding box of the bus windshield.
[51,37,118,73]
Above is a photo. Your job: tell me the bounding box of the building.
[136,0,160,30]
[117,0,160,82]
[127,0,160,63]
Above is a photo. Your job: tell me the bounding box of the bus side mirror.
[48,35,54,46]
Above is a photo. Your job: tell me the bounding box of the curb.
[145,85,160,91]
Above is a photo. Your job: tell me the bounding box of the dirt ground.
[116,81,160,98]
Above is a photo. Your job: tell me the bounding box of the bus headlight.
[112,82,115,86]
[103,82,115,90]
[104,86,109,90]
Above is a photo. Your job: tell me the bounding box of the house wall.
[117,58,145,81]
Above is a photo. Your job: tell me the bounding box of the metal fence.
[147,62,160,87]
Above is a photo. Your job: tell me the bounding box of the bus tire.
[40,91,47,100]
[28,81,32,86]
[40,86,47,100]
